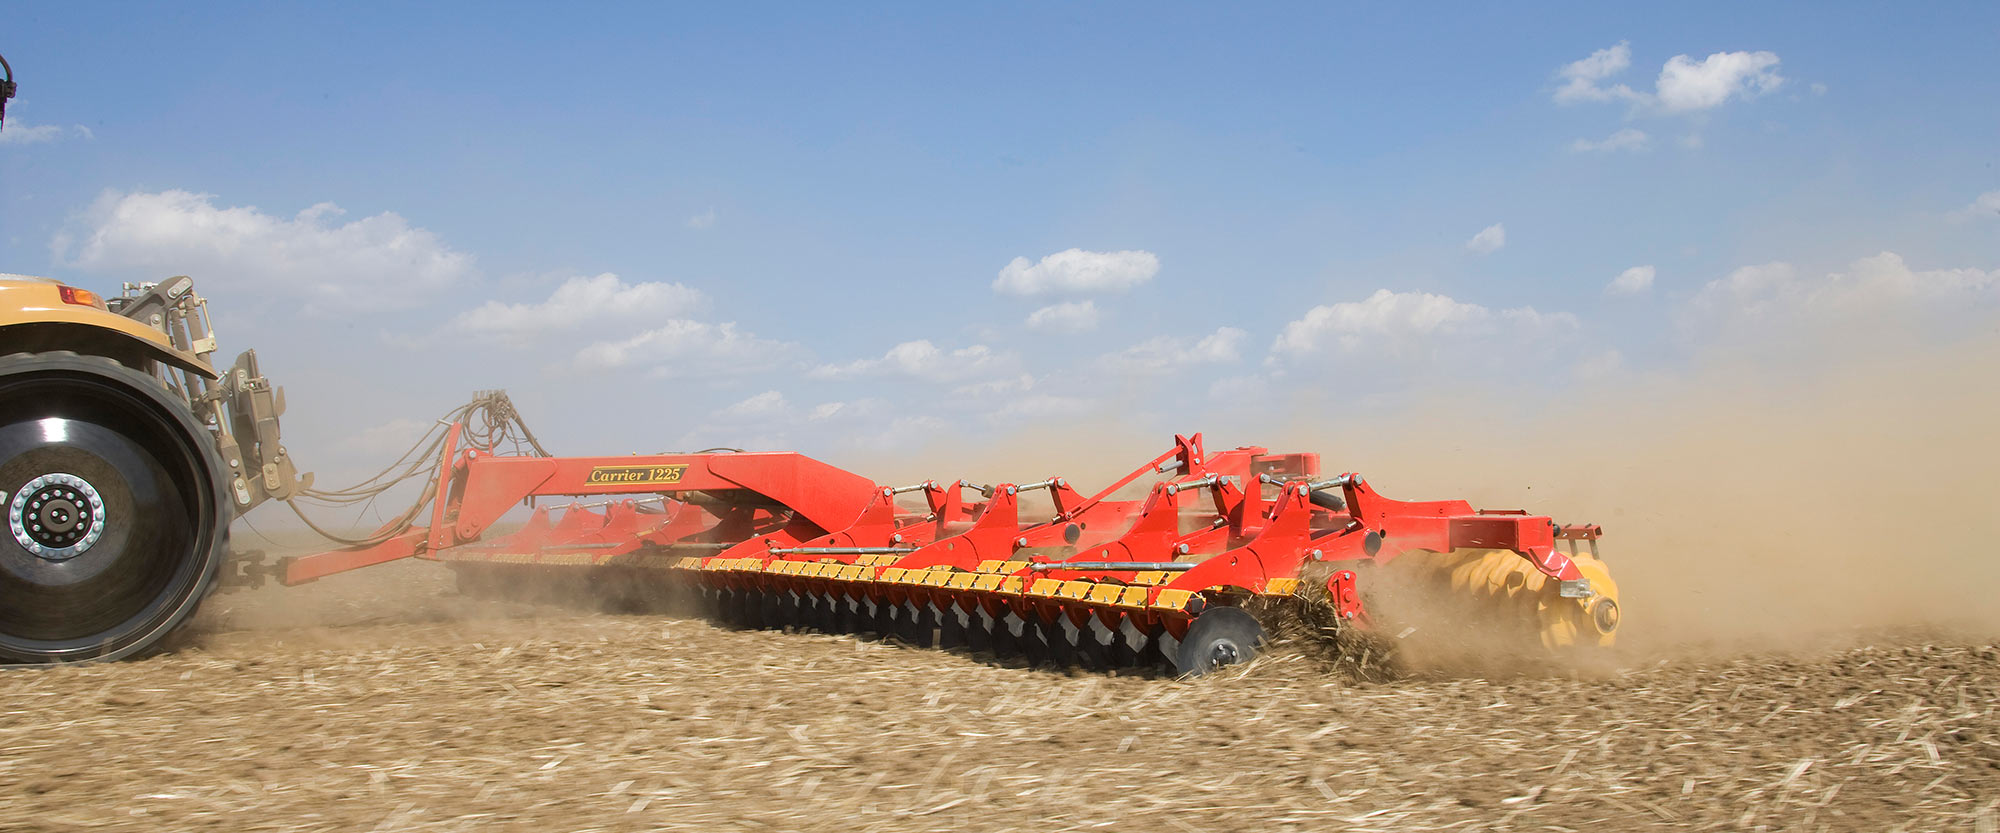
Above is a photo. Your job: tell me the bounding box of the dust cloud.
[1263,336,2000,653]
[224,331,2000,659]
[873,333,2000,657]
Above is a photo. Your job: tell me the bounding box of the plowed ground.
[1,561,1995,832]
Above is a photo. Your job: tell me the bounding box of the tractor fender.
[0,279,216,379]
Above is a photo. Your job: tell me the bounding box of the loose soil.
[1,560,1994,832]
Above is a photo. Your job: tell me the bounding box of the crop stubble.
[0,561,1994,832]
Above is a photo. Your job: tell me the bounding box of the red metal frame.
[280,423,1592,640]
[281,446,881,584]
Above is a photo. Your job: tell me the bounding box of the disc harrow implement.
[276,412,1620,676]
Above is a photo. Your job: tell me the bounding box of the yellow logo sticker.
[585,464,689,486]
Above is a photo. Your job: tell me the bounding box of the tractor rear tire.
[0,352,229,663]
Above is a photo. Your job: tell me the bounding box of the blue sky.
[3,3,1996,487]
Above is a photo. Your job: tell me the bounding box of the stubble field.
[0,559,1994,832]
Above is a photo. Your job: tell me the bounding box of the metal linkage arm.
[278,429,886,584]
[1330,474,1583,581]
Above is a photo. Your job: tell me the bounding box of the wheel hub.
[1208,639,1242,666]
[1592,598,1620,634]
[9,473,106,561]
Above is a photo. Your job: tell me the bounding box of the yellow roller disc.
[1368,548,1620,660]
[1536,553,1619,651]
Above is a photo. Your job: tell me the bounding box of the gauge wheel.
[0,351,229,663]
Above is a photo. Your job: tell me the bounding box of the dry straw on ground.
[1,562,1994,832]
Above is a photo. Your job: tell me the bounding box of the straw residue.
[1,562,1993,832]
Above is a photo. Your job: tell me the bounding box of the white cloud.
[952,374,1035,397]
[1693,261,1797,314]
[717,390,790,420]
[1466,223,1506,254]
[1952,191,2000,222]
[1571,128,1649,153]
[1573,350,1625,381]
[677,394,893,453]
[807,340,1014,383]
[840,414,951,453]
[1554,41,1640,104]
[691,394,876,449]
[450,273,705,339]
[1271,289,1575,359]
[686,208,717,230]
[0,123,62,145]
[574,320,795,377]
[1207,373,1272,402]
[993,394,1095,420]
[1552,43,1784,115]
[1098,327,1246,375]
[0,120,93,145]
[53,190,474,311]
[1692,253,1996,326]
[808,401,851,421]
[1655,51,1784,113]
[1607,265,1656,295]
[1187,328,1247,362]
[1024,300,1099,333]
[993,248,1159,296]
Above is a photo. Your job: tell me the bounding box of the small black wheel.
[0,352,229,663]
[1172,606,1265,677]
